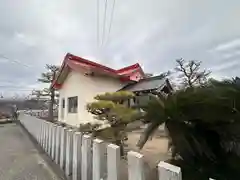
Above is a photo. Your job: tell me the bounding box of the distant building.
[119,75,173,107]
[52,53,172,127]
[235,77,240,86]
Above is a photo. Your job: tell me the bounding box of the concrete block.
[72,132,82,180]
[81,134,92,180]
[107,144,120,180]
[93,139,106,180]
[158,161,182,180]
[65,129,74,177]
[127,151,145,180]
[60,127,67,170]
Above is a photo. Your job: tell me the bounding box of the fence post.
[60,127,67,170]
[44,122,48,150]
[127,151,145,180]
[107,144,120,180]
[55,126,61,164]
[93,139,106,180]
[158,161,182,180]
[65,129,74,177]
[81,134,92,180]
[40,122,44,148]
[37,121,42,143]
[36,118,39,140]
[31,118,36,139]
[51,125,57,160]
[48,123,53,156]
[40,121,45,147]
[72,132,82,180]
[44,122,49,152]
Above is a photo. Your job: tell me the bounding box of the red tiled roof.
[52,53,145,89]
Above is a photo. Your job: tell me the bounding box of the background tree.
[36,64,60,121]
[86,91,142,155]
[175,58,211,88]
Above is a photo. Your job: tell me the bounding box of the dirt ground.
[126,130,171,167]
[113,129,172,180]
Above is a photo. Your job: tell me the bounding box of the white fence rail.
[19,114,214,180]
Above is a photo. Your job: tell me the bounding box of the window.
[68,96,78,113]
[61,98,65,119]
[62,98,65,109]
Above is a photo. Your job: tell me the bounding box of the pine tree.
[36,64,59,121]
[86,91,142,155]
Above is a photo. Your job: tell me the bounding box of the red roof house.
[54,53,145,126]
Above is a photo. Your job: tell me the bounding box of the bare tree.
[175,58,211,88]
[35,64,60,121]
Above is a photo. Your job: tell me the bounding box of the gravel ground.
[0,123,65,180]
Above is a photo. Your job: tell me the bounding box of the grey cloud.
[213,39,240,52]
[0,0,240,97]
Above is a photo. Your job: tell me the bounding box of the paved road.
[0,123,65,180]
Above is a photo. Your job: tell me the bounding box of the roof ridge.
[142,74,166,81]
[116,63,140,73]
[68,53,116,73]
[52,53,145,89]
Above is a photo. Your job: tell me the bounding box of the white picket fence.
[19,114,214,180]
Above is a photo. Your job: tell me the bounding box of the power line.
[101,0,108,46]
[0,85,35,90]
[96,0,99,46]
[2,89,33,91]
[0,53,31,68]
[0,88,33,91]
[105,0,116,45]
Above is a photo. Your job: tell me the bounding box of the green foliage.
[138,79,240,179]
[87,91,140,125]
[86,100,140,124]
[35,64,60,98]
[78,123,101,134]
[36,64,60,121]
[38,64,59,83]
[95,91,135,101]
[94,127,128,142]
[87,91,142,155]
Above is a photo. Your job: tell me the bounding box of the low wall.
[19,114,214,180]
[24,109,58,120]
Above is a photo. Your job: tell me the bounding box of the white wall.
[58,71,125,126]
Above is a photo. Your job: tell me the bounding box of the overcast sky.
[0,0,239,97]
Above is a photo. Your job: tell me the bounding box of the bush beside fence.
[19,113,214,180]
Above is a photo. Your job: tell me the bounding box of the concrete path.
[0,123,65,180]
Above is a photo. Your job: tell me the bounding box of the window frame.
[68,96,78,113]
[62,98,65,109]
